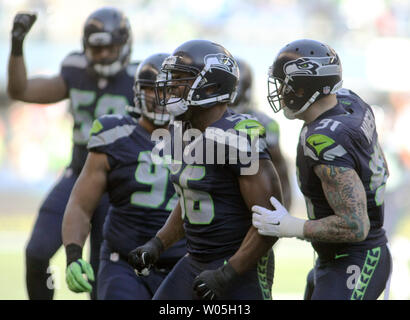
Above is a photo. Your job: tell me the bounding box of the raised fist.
[12,12,37,42]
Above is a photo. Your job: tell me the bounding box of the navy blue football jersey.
[87,114,185,264]
[228,108,280,148]
[167,110,271,262]
[296,89,388,258]
[247,110,280,148]
[60,52,138,173]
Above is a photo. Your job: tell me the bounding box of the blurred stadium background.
[1,0,410,300]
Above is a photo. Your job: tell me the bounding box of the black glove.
[193,262,238,300]
[128,237,164,275]
[11,12,37,56]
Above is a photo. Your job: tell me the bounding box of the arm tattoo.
[303,165,370,243]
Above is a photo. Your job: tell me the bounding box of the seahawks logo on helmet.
[284,58,320,76]
[284,57,341,77]
[204,53,238,77]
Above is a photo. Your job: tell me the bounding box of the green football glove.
[65,243,94,293]
[66,259,95,293]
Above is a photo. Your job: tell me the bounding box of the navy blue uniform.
[229,108,280,149]
[297,89,391,299]
[25,52,137,300]
[87,114,186,300]
[247,110,280,149]
[153,110,275,300]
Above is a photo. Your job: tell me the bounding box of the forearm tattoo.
[304,165,370,243]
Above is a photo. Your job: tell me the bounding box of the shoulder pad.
[266,119,279,134]
[306,133,336,157]
[234,118,266,139]
[250,110,269,124]
[253,111,279,133]
[93,114,132,131]
[336,88,362,105]
[88,115,136,149]
[61,52,87,69]
[304,128,348,161]
[336,88,352,96]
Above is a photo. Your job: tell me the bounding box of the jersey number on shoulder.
[70,89,128,144]
[314,119,341,132]
[131,151,178,210]
[226,113,254,122]
[173,165,215,225]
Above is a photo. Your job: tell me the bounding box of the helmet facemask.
[267,67,287,113]
[87,45,130,78]
[134,80,170,126]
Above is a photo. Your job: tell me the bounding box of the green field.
[1,212,410,300]
[0,214,88,300]
[0,213,313,300]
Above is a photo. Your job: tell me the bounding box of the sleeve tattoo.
[303,165,370,243]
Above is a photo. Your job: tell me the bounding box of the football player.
[230,57,292,209]
[7,7,137,299]
[62,53,186,300]
[128,40,283,300]
[252,39,392,299]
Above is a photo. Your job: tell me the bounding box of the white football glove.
[252,196,306,238]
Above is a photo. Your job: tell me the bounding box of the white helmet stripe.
[188,94,230,106]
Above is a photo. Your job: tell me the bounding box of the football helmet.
[155,39,239,117]
[129,53,171,126]
[267,39,343,119]
[82,7,132,77]
[230,57,253,113]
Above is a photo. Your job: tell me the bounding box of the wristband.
[65,243,83,266]
[220,262,239,283]
[11,39,23,56]
[281,215,306,238]
[152,236,165,253]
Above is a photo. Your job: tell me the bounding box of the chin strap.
[284,80,344,119]
[166,97,189,116]
[286,91,321,119]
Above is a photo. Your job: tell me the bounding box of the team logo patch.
[306,134,335,156]
[203,53,238,77]
[89,119,104,136]
[284,58,320,76]
[234,119,266,140]
[284,56,341,77]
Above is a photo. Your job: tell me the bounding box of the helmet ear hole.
[202,83,219,96]
[295,88,305,98]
